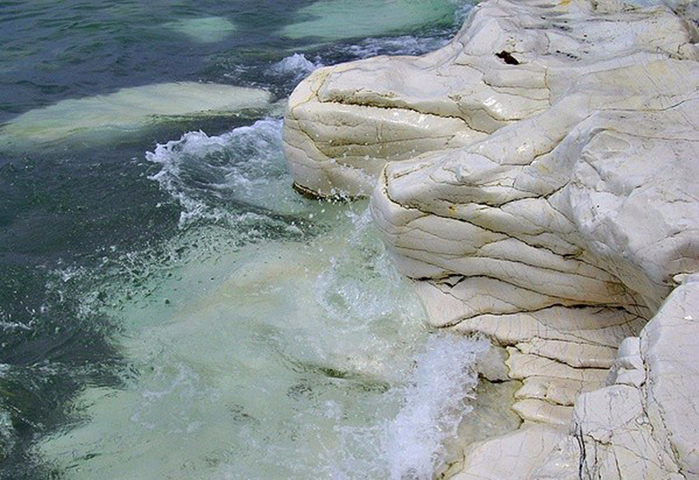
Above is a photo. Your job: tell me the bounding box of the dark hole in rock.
[496,51,520,65]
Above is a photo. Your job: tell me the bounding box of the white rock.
[282,0,699,477]
[452,424,568,480]
[642,275,699,478]
[532,278,699,479]
[283,0,695,197]
[515,376,604,407]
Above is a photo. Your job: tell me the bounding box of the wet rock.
[283,0,699,477]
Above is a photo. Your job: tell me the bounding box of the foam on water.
[28,32,492,472]
[0,363,12,458]
[34,192,489,479]
[384,334,490,479]
[147,118,308,230]
[332,33,451,58]
[0,407,13,460]
[314,333,491,480]
[0,321,32,331]
[0,1,488,477]
[271,53,322,85]
[273,53,320,74]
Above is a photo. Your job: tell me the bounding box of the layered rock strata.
[283,0,699,478]
[283,0,695,197]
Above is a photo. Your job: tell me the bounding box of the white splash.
[271,53,323,85]
[383,334,490,480]
[146,118,302,228]
[272,53,321,76]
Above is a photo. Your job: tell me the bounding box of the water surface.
[0,1,484,478]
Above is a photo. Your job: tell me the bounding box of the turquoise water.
[0,2,480,478]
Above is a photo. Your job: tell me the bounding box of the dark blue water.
[0,2,471,477]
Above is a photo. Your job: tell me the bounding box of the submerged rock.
[163,17,237,44]
[283,0,699,478]
[281,0,457,42]
[0,82,271,148]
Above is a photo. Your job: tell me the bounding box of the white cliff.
[283,0,699,478]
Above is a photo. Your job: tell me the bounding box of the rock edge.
[283,0,699,478]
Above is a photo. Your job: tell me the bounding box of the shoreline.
[282,0,699,477]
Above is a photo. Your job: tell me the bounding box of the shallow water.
[0,1,483,478]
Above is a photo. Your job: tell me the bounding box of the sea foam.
[383,334,489,479]
[146,118,305,229]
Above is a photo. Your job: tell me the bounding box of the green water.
[0,1,484,478]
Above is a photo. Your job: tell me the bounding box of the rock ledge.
[283,0,699,478]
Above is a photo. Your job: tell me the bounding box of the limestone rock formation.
[283,0,695,197]
[283,0,699,478]
[450,276,699,480]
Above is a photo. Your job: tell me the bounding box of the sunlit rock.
[283,0,694,197]
[451,424,569,480]
[282,0,699,477]
[372,56,699,478]
[533,275,699,479]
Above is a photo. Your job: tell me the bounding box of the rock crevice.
[283,0,699,478]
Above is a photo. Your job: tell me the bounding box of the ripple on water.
[281,0,459,41]
[34,192,490,479]
[0,1,485,478]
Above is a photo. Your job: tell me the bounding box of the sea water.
[0,1,493,478]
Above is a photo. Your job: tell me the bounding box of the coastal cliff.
[283,0,699,478]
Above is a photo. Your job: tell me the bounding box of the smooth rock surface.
[534,276,699,479]
[452,424,568,480]
[282,0,699,477]
[283,0,696,197]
